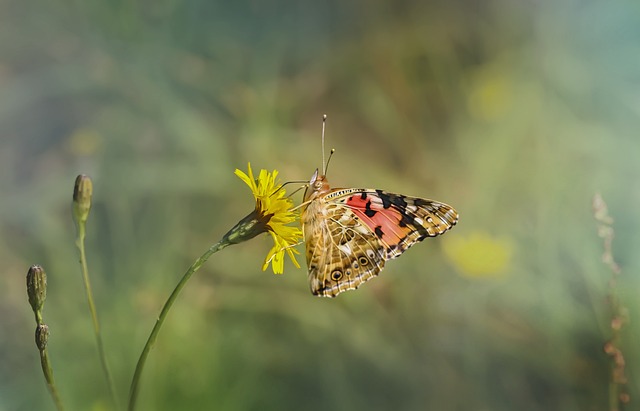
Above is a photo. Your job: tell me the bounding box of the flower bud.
[35,324,50,351]
[26,264,47,314]
[73,174,93,223]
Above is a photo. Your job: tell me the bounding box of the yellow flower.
[128,163,303,410]
[234,163,302,274]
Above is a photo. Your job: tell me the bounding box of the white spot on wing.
[355,225,370,235]
[366,249,376,259]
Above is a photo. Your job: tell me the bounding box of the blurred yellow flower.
[443,231,512,278]
[467,69,511,121]
[67,128,103,156]
[235,163,302,274]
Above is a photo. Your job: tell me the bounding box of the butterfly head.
[304,168,330,201]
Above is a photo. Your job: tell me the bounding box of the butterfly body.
[301,169,458,297]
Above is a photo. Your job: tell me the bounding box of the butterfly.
[300,117,459,298]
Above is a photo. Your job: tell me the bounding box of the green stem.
[39,348,65,411]
[608,381,618,411]
[75,221,120,410]
[128,240,230,411]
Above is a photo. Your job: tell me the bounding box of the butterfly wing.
[342,189,459,258]
[303,192,386,297]
[302,188,458,297]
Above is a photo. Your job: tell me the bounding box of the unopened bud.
[73,174,93,222]
[26,265,47,314]
[35,324,50,351]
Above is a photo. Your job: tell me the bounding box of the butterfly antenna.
[325,148,335,176]
[270,180,308,197]
[285,184,307,199]
[321,114,336,176]
[321,114,327,175]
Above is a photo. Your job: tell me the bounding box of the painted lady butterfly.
[300,116,459,297]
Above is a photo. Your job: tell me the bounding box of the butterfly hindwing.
[304,192,386,297]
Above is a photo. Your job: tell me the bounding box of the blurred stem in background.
[27,265,65,411]
[128,165,302,410]
[592,194,630,411]
[73,175,120,410]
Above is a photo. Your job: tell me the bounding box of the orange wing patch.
[344,193,411,246]
[344,190,458,258]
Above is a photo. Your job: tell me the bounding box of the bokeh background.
[1,0,639,410]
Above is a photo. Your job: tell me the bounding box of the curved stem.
[40,348,65,411]
[75,221,120,410]
[128,240,230,411]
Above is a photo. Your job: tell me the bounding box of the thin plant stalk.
[38,332,65,411]
[128,240,230,411]
[75,222,120,410]
[27,265,65,411]
[593,193,629,410]
[72,174,119,410]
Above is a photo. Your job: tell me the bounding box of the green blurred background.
[1,0,639,410]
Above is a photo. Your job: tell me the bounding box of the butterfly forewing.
[350,190,458,258]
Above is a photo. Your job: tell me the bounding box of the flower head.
[232,163,302,274]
